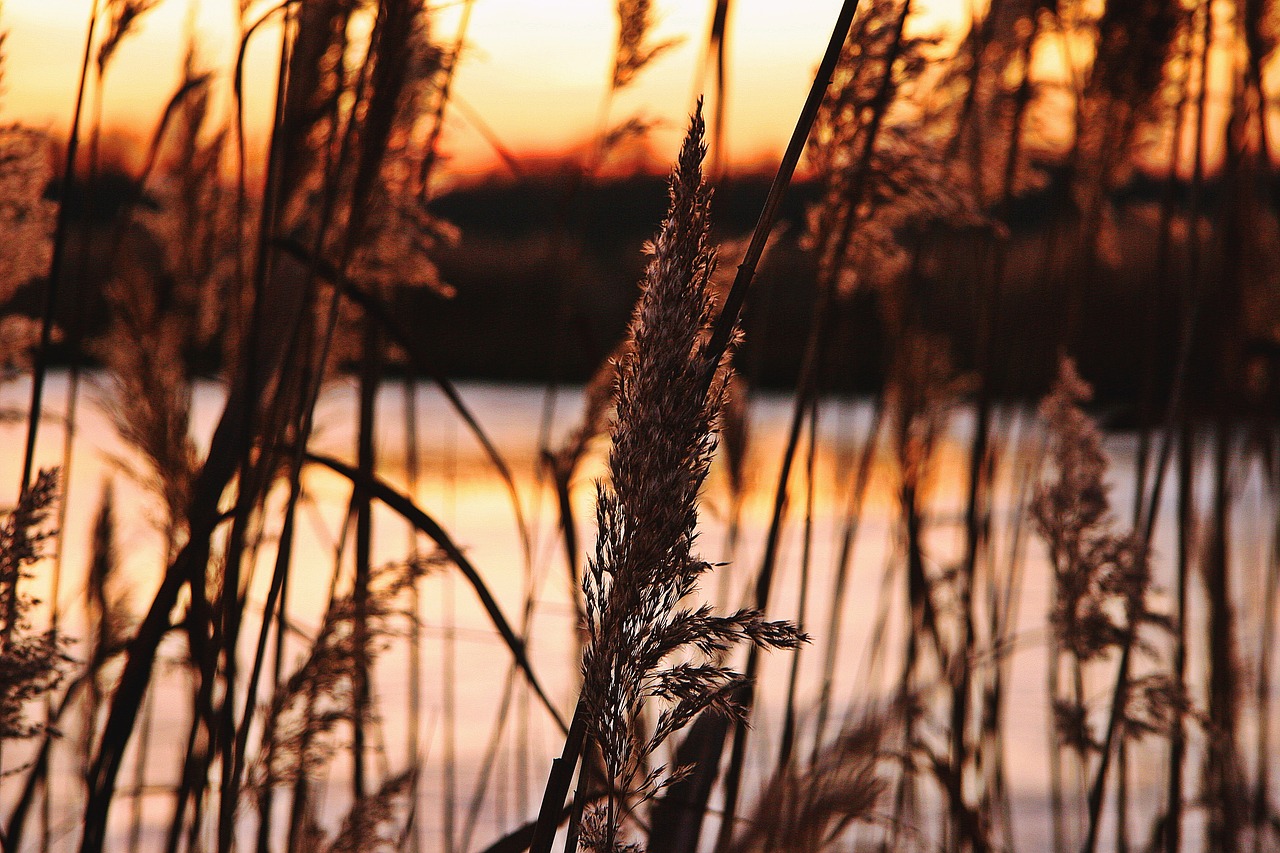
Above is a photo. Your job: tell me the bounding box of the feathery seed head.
[579,102,802,852]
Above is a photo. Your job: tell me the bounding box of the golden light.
[0,0,969,176]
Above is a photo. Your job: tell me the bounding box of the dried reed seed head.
[612,0,681,90]
[324,769,416,853]
[97,0,160,74]
[0,468,69,740]
[1033,358,1164,668]
[734,712,890,853]
[580,103,802,852]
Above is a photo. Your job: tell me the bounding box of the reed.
[2,1,1280,851]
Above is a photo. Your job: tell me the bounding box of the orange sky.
[0,0,968,179]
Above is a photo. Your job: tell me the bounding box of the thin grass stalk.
[980,415,1040,848]
[341,14,430,800]
[1114,736,1129,853]
[774,396,820,780]
[125,685,156,853]
[1162,421,1194,853]
[809,397,885,758]
[1251,445,1280,853]
[12,0,97,507]
[280,510,357,852]
[5,671,97,850]
[459,531,551,853]
[1203,424,1243,852]
[948,6,1053,840]
[697,0,732,180]
[352,295,382,805]
[885,447,936,853]
[1081,641,1140,853]
[417,0,474,201]
[165,669,211,853]
[713,316,824,853]
[403,377,424,853]
[1133,8,1196,531]
[232,14,368,831]
[233,0,436,833]
[44,16,114,814]
[244,325,330,852]
[699,0,864,392]
[442,571,458,853]
[459,660,521,852]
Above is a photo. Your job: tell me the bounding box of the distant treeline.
[26,164,1280,415]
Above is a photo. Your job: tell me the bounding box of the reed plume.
[96,0,160,77]
[1032,358,1178,852]
[611,0,680,90]
[1032,359,1160,672]
[576,103,802,853]
[730,713,888,853]
[0,469,67,743]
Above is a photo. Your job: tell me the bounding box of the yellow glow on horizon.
[0,0,969,177]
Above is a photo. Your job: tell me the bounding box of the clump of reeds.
[574,103,803,853]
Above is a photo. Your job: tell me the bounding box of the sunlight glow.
[1,0,968,176]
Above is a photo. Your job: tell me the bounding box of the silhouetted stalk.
[1203,421,1242,852]
[165,668,212,853]
[699,0,732,179]
[417,0,474,201]
[810,397,885,757]
[1163,421,1193,853]
[1252,451,1280,853]
[1134,9,1195,530]
[1081,644,1134,853]
[78,8,302,850]
[774,396,819,779]
[5,670,98,851]
[1048,626,1066,853]
[885,447,939,853]
[213,1,310,842]
[125,686,156,853]
[403,377,424,853]
[442,571,458,853]
[12,0,97,508]
[948,9,1049,843]
[352,301,381,804]
[980,415,1039,848]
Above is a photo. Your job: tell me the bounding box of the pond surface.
[0,373,1272,852]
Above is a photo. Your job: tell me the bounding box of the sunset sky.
[0,0,968,179]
